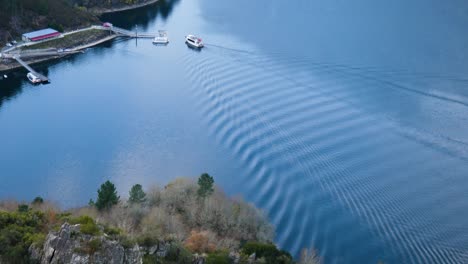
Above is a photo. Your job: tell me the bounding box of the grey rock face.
[29,222,243,264]
[123,245,143,264]
[29,223,142,264]
[192,253,206,264]
[155,241,169,257]
[229,251,241,264]
[248,253,257,263]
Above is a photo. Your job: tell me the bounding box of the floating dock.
[1,25,157,81]
[13,56,49,83]
[111,26,156,38]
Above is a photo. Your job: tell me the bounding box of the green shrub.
[165,243,192,263]
[70,215,94,225]
[120,236,136,249]
[103,225,121,236]
[48,22,64,32]
[80,222,100,235]
[17,204,29,213]
[27,232,46,247]
[70,216,100,235]
[206,250,230,264]
[0,211,46,263]
[87,238,102,254]
[142,254,158,264]
[74,238,102,255]
[73,246,87,255]
[57,212,72,221]
[242,242,277,257]
[136,233,158,248]
[241,242,293,264]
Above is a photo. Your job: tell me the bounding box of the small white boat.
[185,34,204,48]
[27,72,41,84]
[153,30,169,44]
[3,74,7,79]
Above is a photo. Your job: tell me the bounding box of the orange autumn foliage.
[184,230,216,253]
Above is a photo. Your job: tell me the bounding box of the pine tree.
[197,173,214,198]
[95,180,120,211]
[128,184,146,204]
[32,196,44,205]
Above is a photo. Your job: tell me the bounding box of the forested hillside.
[0,0,98,44]
[0,0,156,44]
[72,0,155,9]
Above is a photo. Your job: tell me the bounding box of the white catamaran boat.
[185,34,204,48]
[27,72,41,84]
[153,30,169,45]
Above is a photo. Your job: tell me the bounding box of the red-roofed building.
[22,28,61,42]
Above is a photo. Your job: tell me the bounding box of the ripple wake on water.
[182,47,468,263]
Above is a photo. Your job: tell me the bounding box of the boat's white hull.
[185,35,204,49]
[153,38,169,44]
[27,73,41,84]
[185,41,203,49]
[28,79,41,84]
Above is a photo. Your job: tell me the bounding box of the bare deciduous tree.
[299,248,321,264]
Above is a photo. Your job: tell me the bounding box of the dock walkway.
[111,26,156,38]
[1,25,156,80]
[13,56,49,82]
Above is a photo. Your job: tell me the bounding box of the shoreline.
[91,0,160,15]
[0,0,162,72]
[0,34,117,72]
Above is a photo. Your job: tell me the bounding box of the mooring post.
[135,25,138,46]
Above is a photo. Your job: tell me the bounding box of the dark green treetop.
[197,173,214,198]
[128,184,147,204]
[32,196,44,205]
[95,180,120,211]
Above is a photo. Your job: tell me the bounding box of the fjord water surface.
[2,0,468,263]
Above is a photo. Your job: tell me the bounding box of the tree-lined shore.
[0,0,161,45]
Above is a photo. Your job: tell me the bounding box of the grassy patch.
[206,250,230,264]
[136,233,159,248]
[22,29,112,50]
[70,215,100,236]
[119,236,136,249]
[103,225,121,236]
[142,254,158,264]
[241,241,293,264]
[87,238,102,254]
[73,238,102,255]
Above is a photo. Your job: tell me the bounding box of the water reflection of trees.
[0,71,27,109]
[0,0,180,109]
[0,46,105,108]
[0,61,53,109]
[100,0,181,31]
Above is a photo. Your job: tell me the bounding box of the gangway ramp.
[13,56,49,83]
[111,26,156,38]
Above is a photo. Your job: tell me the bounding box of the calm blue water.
[2,0,468,262]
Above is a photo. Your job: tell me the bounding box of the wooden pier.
[1,25,156,81]
[110,26,156,38]
[6,49,80,83]
[13,56,49,82]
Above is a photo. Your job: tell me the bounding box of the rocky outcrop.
[29,223,143,264]
[29,222,252,264]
